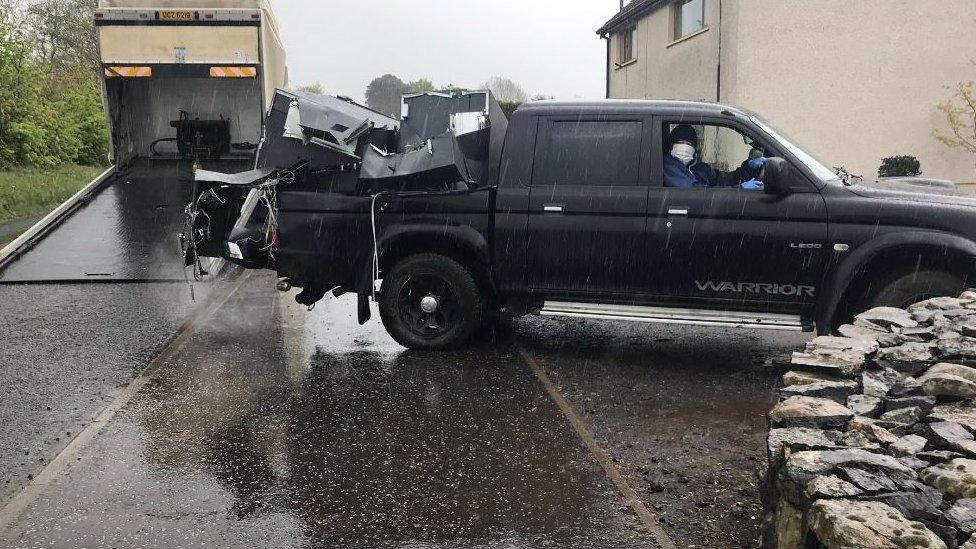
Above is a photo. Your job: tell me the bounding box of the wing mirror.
[761,157,791,195]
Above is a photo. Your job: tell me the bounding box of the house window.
[673,0,705,40]
[618,26,636,64]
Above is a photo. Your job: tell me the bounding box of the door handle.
[667,208,689,216]
[543,204,564,213]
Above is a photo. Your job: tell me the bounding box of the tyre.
[865,269,967,310]
[379,254,484,350]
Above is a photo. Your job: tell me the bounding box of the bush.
[878,155,922,178]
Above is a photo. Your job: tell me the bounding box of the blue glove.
[747,157,768,170]
[740,179,764,190]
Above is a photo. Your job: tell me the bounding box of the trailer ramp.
[0,159,248,283]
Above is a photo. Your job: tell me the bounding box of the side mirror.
[761,157,791,195]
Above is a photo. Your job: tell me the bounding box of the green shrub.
[879,155,922,178]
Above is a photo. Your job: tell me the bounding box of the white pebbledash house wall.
[599,0,976,183]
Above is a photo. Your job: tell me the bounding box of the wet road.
[0,159,245,283]
[1,269,809,548]
[1,273,654,548]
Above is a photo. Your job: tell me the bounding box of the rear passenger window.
[546,120,642,186]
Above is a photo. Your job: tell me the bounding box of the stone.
[955,440,976,457]
[806,474,863,498]
[781,379,860,404]
[890,434,929,457]
[880,406,925,426]
[886,395,938,414]
[910,297,972,314]
[946,499,976,536]
[769,396,854,429]
[918,450,967,464]
[807,499,947,549]
[930,404,976,436]
[782,370,842,387]
[927,422,976,449]
[770,500,804,549]
[807,335,880,356]
[837,466,899,492]
[945,309,975,319]
[848,394,883,417]
[954,316,976,338]
[767,427,843,462]
[878,332,925,347]
[939,338,976,361]
[927,363,976,383]
[961,290,976,301]
[857,307,920,330]
[900,456,932,471]
[918,519,960,549]
[889,378,926,398]
[864,368,906,398]
[838,323,886,341]
[841,430,881,450]
[783,449,915,490]
[876,343,937,375]
[861,488,945,522]
[921,375,976,399]
[791,349,866,377]
[849,416,900,445]
[902,326,942,342]
[921,458,976,498]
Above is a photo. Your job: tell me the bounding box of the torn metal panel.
[259,89,399,172]
[360,132,471,193]
[194,167,275,186]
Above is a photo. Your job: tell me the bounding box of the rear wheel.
[865,269,967,310]
[379,254,484,350]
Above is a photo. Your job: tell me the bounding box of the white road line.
[516,345,678,549]
[0,272,251,532]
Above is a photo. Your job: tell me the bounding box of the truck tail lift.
[181,88,509,305]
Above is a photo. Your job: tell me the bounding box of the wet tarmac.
[0,159,246,283]
[1,274,809,549]
[1,273,653,548]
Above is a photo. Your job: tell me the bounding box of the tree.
[25,0,99,77]
[296,81,325,95]
[365,74,409,119]
[407,78,435,93]
[935,80,976,173]
[483,76,527,103]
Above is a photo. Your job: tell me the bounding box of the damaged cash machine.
[181,88,508,307]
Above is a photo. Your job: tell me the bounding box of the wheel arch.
[817,231,976,332]
[376,225,497,300]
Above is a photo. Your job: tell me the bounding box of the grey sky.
[271,0,619,102]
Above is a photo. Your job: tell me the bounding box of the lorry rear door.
[525,115,652,297]
[644,117,829,314]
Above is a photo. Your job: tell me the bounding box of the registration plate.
[158,10,196,21]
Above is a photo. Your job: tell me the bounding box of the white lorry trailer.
[0,0,288,281]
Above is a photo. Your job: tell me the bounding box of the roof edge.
[596,0,668,37]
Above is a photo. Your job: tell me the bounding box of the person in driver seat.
[664,124,766,189]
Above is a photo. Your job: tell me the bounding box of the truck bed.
[0,158,248,283]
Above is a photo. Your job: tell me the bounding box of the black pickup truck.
[184,90,976,350]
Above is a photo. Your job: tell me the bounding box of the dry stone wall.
[763,291,976,549]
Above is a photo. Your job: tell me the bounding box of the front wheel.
[379,254,484,350]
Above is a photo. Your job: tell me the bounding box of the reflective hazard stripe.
[104,66,152,78]
[210,66,257,78]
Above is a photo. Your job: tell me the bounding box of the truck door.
[526,116,651,297]
[644,118,829,314]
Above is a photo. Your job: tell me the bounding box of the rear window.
[545,120,642,187]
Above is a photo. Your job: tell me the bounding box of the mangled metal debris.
[180,88,509,271]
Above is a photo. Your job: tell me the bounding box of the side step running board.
[539,301,806,332]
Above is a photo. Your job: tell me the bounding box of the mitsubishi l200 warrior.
[182,90,976,350]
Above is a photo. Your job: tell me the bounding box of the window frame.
[617,25,637,66]
[653,116,818,193]
[533,116,649,189]
[672,0,706,42]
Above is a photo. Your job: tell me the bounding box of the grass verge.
[0,165,104,224]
